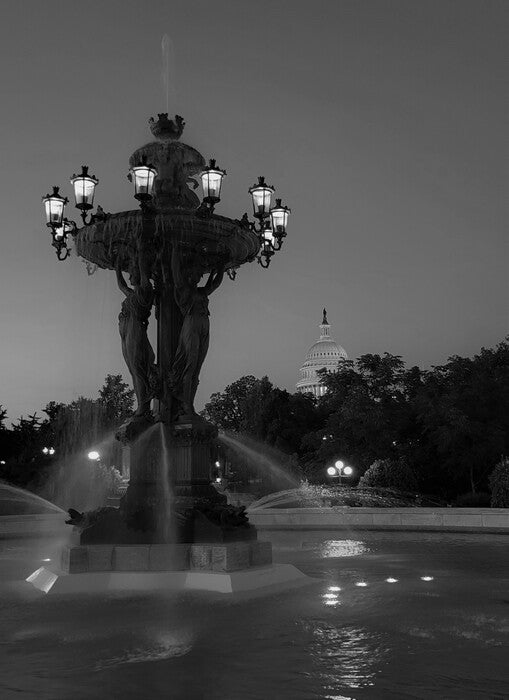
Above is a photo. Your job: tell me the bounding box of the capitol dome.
[295,309,347,397]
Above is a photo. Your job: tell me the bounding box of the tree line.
[203,340,509,505]
[0,374,134,503]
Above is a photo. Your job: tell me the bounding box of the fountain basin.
[75,209,260,272]
[26,541,313,595]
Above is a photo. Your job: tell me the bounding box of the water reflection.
[319,540,369,558]
[305,622,386,691]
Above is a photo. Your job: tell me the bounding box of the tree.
[412,341,509,496]
[0,405,7,430]
[302,354,410,478]
[203,376,263,432]
[359,458,418,492]
[489,457,509,507]
[98,374,134,427]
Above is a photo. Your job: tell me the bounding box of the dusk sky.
[0,0,507,424]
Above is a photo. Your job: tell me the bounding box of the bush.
[359,458,418,493]
[453,491,491,507]
[489,458,509,507]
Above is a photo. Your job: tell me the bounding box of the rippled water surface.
[0,531,507,699]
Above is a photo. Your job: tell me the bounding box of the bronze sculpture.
[57,113,287,543]
[170,243,225,417]
[116,239,156,418]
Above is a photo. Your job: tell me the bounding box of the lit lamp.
[129,156,157,202]
[270,198,290,249]
[257,221,275,268]
[42,186,68,228]
[249,176,274,219]
[326,460,354,483]
[201,159,226,206]
[70,166,98,212]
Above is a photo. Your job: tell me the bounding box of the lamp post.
[39,113,291,545]
[326,460,354,485]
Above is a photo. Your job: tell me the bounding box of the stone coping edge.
[247,507,509,533]
[26,563,314,596]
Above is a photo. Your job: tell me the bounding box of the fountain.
[29,114,309,594]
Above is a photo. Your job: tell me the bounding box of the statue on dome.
[116,239,156,418]
[169,242,225,417]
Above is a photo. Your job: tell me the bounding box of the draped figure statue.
[170,243,224,417]
[116,243,155,417]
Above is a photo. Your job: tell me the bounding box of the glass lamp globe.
[249,176,275,219]
[87,450,100,461]
[70,166,98,211]
[270,198,290,235]
[343,466,353,476]
[335,460,344,470]
[327,466,337,476]
[262,221,275,246]
[129,157,158,201]
[201,159,226,203]
[42,186,68,227]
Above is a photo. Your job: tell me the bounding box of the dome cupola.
[295,309,347,397]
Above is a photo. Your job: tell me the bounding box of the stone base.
[59,541,272,573]
[26,563,313,596]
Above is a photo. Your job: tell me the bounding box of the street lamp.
[326,460,354,484]
[128,156,158,202]
[42,447,55,456]
[270,198,291,250]
[200,159,226,210]
[87,450,101,461]
[70,166,99,221]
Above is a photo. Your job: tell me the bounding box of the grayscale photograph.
[0,1,507,698]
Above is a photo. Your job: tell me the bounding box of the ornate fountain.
[41,114,290,548]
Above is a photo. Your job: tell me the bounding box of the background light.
[326,466,337,476]
[343,466,353,476]
[334,460,344,470]
[87,450,100,461]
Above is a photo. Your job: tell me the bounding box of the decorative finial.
[322,308,328,325]
[149,113,185,141]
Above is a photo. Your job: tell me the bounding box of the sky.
[0,0,507,424]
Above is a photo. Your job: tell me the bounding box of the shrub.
[453,491,491,508]
[359,458,418,493]
[488,458,509,507]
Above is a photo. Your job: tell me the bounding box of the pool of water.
[0,531,507,699]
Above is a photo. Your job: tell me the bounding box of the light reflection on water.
[1,532,508,699]
[317,540,370,558]
[305,622,385,691]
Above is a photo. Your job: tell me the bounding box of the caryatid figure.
[116,242,156,418]
[170,243,224,417]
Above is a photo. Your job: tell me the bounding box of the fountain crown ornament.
[149,113,185,141]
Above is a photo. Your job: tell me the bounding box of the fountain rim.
[74,207,261,272]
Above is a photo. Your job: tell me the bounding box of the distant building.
[295,309,347,397]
